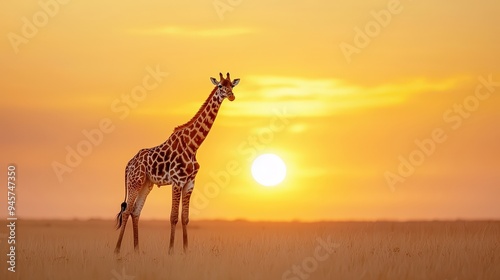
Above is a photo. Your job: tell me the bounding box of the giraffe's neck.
[175,88,223,151]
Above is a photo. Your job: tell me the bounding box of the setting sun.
[251,154,287,187]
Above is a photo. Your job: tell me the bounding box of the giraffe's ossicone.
[114,72,240,254]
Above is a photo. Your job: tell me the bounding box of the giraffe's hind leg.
[114,182,142,254]
[114,210,129,254]
[131,182,153,252]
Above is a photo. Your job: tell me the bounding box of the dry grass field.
[1,220,499,280]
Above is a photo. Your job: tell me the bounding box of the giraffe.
[114,72,240,254]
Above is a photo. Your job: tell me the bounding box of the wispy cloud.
[219,75,463,117]
[129,26,255,37]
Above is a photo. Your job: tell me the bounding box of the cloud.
[219,75,464,117]
[129,26,255,37]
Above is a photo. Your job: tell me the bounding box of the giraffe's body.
[114,72,240,254]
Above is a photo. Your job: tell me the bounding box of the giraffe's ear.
[232,79,240,87]
[210,77,218,85]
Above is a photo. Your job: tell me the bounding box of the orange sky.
[1,0,499,221]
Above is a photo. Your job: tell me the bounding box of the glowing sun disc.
[251,154,287,187]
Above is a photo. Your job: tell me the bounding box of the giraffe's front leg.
[181,180,194,253]
[169,186,182,254]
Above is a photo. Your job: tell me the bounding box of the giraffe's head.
[210,72,240,102]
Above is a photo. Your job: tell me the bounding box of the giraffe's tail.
[115,202,127,230]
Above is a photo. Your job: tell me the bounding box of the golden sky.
[1,0,499,221]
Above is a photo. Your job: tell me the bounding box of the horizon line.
[5,217,500,223]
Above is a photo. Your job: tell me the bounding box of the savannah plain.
[1,220,499,280]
